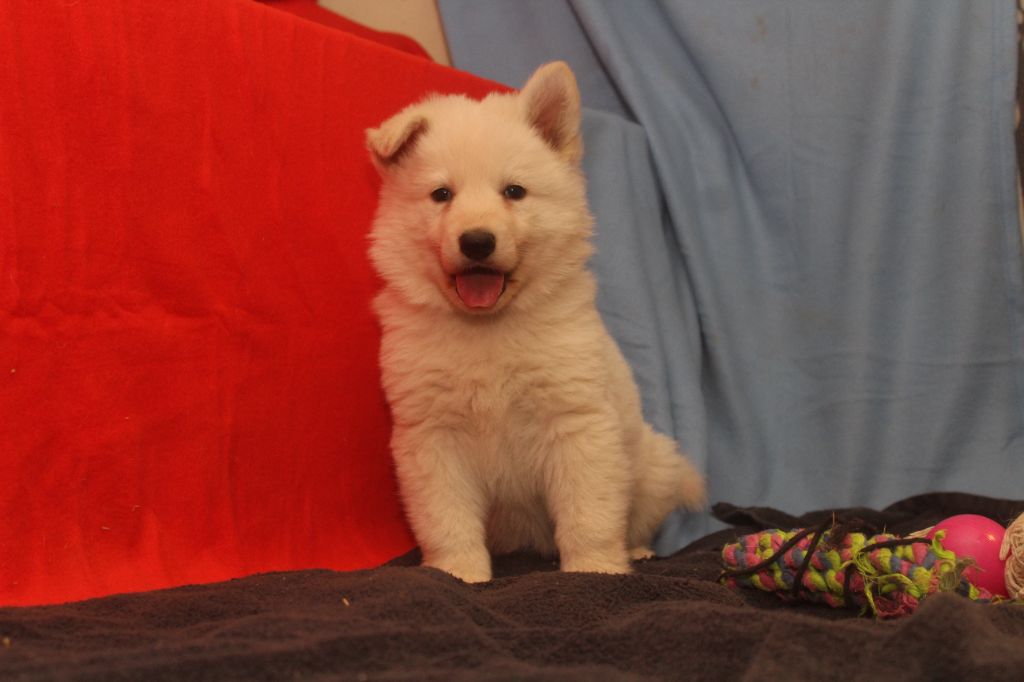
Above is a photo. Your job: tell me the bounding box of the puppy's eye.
[430,187,453,203]
[503,184,527,201]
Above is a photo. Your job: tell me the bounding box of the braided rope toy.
[1000,512,1024,598]
[720,522,996,619]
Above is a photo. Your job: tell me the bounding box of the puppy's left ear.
[366,108,429,172]
[520,61,582,165]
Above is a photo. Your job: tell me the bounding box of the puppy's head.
[366,61,592,316]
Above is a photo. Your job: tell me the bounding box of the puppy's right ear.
[366,110,428,172]
[520,61,582,165]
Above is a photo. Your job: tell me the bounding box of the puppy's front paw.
[424,555,492,584]
[560,552,631,575]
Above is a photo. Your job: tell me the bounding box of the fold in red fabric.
[0,0,504,607]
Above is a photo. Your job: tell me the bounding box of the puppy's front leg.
[391,428,492,583]
[543,414,632,575]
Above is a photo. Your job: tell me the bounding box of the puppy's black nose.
[459,229,496,261]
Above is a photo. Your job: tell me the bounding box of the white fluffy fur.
[366,62,706,583]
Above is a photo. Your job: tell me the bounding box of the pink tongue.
[455,270,505,308]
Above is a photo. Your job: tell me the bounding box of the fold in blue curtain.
[440,0,1024,551]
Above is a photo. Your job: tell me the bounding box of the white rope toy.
[998,512,1024,599]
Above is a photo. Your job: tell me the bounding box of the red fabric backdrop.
[0,0,503,607]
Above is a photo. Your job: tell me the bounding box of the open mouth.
[453,266,508,309]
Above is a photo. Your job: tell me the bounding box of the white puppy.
[366,62,705,583]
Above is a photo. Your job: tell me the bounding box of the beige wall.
[319,0,450,65]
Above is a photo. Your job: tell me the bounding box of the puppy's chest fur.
[377,295,605,454]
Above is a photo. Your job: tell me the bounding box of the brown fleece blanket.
[3,493,1024,681]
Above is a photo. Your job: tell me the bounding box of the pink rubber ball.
[927,514,1007,597]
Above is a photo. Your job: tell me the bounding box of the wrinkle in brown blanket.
[3,493,1024,680]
